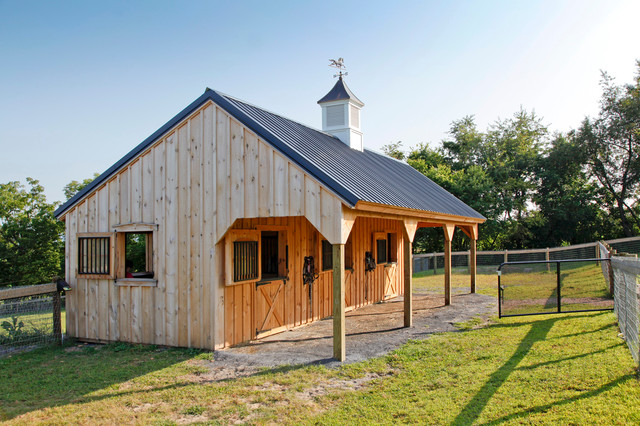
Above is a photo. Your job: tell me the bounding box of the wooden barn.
[54,77,485,360]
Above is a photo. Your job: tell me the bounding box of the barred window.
[322,240,333,271]
[79,236,111,275]
[234,241,259,282]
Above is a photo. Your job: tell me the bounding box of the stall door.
[255,280,286,337]
[384,264,398,299]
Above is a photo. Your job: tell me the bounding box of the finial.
[328,57,348,78]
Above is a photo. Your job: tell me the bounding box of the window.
[78,235,112,276]
[113,223,156,282]
[123,232,154,278]
[261,231,278,278]
[322,240,333,271]
[234,241,259,282]
[376,238,387,264]
[374,231,397,265]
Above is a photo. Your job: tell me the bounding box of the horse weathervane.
[329,57,348,78]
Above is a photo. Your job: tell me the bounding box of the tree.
[381,141,406,160]
[63,173,99,201]
[576,62,640,236]
[0,178,64,287]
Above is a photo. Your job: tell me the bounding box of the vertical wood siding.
[62,101,355,349]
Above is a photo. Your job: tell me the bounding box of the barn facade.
[55,78,485,360]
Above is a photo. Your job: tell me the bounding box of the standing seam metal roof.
[54,89,485,221]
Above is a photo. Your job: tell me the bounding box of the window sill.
[257,276,287,286]
[115,278,157,287]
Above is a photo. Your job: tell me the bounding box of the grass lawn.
[1,311,638,424]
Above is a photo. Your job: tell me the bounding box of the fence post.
[52,290,62,345]
[546,248,550,272]
[504,250,508,264]
[608,249,616,295]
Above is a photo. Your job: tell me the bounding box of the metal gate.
[498,258,614,318]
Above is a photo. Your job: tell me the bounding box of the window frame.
[113,223,157,286]
[225,227,288,286]
[76,232,115,279]
[373,231,398,266]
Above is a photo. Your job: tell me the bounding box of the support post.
[470,238,477,294]
[443,224,455,306]
[545,248,550,272]
[332,243,345,362]
[52,291,62,345]
[403,235,413,327]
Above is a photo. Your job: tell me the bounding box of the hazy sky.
[1,0,639,203]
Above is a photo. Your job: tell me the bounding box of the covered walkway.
[214,292,496,368]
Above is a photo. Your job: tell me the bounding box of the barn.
[54,77,485,360]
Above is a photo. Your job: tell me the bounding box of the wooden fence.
[413,236,640,273]
[0,283,63,355]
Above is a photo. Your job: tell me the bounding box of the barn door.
[255,280,286,337]
[384,264,398,299]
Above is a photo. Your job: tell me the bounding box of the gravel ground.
[213,292,496,371]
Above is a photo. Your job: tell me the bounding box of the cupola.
[318,61,364,151]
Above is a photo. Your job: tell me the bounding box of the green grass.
[0,311,638,424]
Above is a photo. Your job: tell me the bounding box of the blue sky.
[1,0,639,203]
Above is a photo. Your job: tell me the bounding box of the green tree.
[0,178,64,287]
[63,173,99,201]
[381,141,406,160]
[576,62,640,236]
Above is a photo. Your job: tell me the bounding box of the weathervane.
[329,57,348,78]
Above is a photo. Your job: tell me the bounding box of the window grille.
[78,237,111,275]
[234,241,259,282]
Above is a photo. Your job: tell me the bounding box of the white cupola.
[317,75,364,151]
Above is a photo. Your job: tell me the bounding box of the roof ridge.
[214,90,336,139]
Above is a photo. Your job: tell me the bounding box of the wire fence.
[413,236,640,274]
[0,284,65,357]
[599,241,640,365]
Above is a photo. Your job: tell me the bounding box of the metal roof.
[317,77,364,106]
[55,89,485,221]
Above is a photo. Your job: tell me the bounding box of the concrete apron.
[214,293,497,368]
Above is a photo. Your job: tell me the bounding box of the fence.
[0,283,65,356]
[599,241,640,364]
[413,236,640,274]
[498,258,613,318]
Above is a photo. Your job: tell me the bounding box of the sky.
[1,0,639,204]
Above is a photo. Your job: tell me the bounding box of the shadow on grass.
[452,317,557,425]
[452,311,621,425]
[0,342,199,420]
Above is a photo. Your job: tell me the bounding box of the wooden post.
[404,235,412,327]
[608,248,615,295]
[52,290,62,345]
[545,248,550,272]
[443,225,455,306]
[332,243,345,362]
[470,238,477,294]
[504,249,508,264]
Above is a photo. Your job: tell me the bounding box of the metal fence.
[0,283,65,356]
[599,241,640,364]
[497,259,613,318]
[413,236,640,274]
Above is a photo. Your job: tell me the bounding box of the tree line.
[383,61,640,253]
[1,63,638,287]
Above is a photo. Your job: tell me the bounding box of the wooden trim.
[355,201,485,224]
[0,283,57,301]
[115,279,158,287]
[112,222,157,232]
